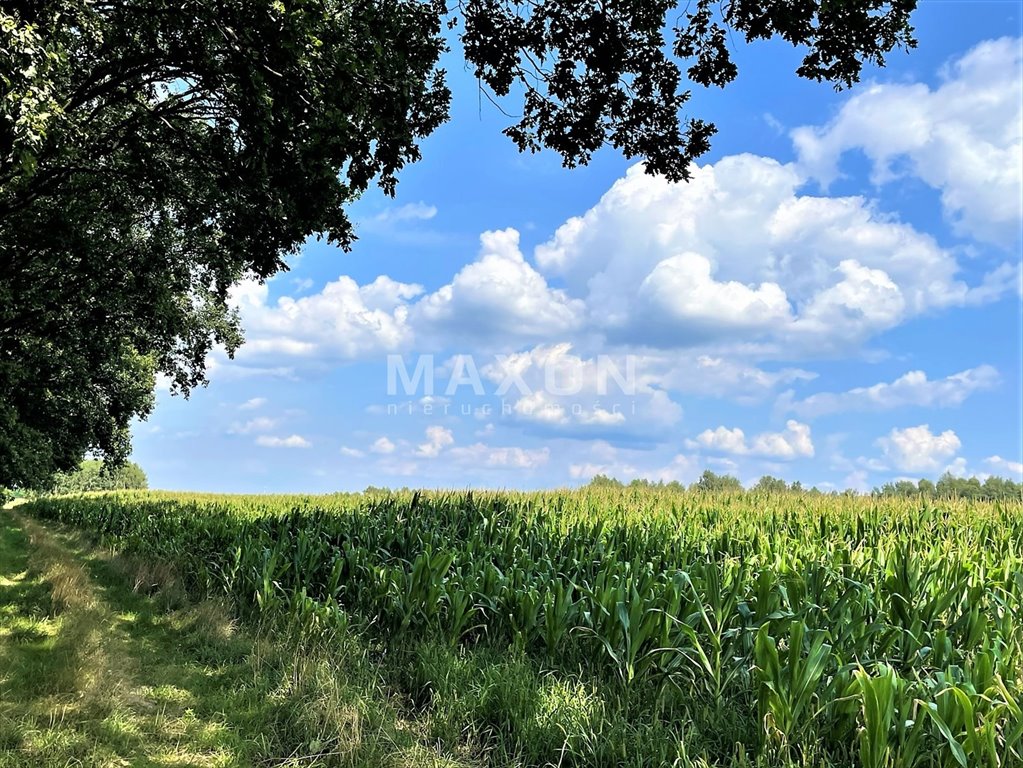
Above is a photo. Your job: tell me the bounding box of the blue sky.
[134,3,1023,493]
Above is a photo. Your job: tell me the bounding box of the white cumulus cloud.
[449,443,550,469]
[780,365,999,418]
[634,252,792,344]
[533,153,1008,355]
[415,426,455,458]
[256,434,311,449]
[688,420,815,459]
[793,37,1023,246]
[229,275,421,363]
[876,425,961,473]
[481,344,683,436]
[228,416,279,435]
[370,437,396,455]
[414,229,584,347]
[985,455,1023,478]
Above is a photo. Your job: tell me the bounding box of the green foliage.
[0,510,477,767]
[755,621,832,757]
[586,474,624,489]
[461,0,917,181]
[1,0,447,488]
[2,0,921,487]
[46,459,147,494]
[874,473,1022,501]
[586,474,688,492]
[753,476,789,494]
[21,486,1021,767]
[693,469,744,493]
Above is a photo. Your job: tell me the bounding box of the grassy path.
[0,507,266,766]
[0,508,469,768]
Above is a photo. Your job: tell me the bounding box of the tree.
[753,475,788,494]
[873,474,1022,501]
[48,459,148,494]
[1,0,448,488]
[874,479,920,498]
[692,470,743,493]
[1,0,920,486]
[586,474,624,488]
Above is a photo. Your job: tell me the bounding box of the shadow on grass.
[0,514,62,695]
[0,512,259,767]
[1,512,474,768]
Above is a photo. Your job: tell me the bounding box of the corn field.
[22,488,1022,767]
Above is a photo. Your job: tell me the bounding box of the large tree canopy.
[0,0,918,487]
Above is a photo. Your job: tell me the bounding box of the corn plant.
[20,485,1022,768]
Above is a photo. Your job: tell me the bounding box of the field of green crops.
[21,488,1022,767]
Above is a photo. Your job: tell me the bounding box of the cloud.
[690,426,747,455]
[203,352,296,382]
[217,46,1016,388]
[943,457,970,478]
[228,416,278,435]
[533,153,1010,355]
[790,259,906,345]
[644,454,701,484]
[779,365,999,418]
[688,420,815,459]
[512,390,568,425]
[340,446,365,458]
[843,469,871,493]
[569,462,616,480]
[708,456,740,470]
[419,395,450,407]
[376,459,420,477]
[372,201,438,224]
[793,37,1022,245]
[449,443,550,469]
[256,434,311,448]
[569,453,699,484]
[985,455,1023,478]
[479,344,683,437]
[413,229,584,347]
[415,426,454,458]
[749,421,815,459]
[370,437,396,454]
[876,425,961,472]
[632,251,792,344]
[654,355,816,402]
[578,407,627,426]
[238,397,267,410]
[229,275,421,363]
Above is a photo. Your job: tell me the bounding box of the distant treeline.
[587,471,808,494]
[47,460,148,494]
[873,473,1022,501]
[586,470,1023,500]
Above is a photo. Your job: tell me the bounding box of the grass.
[10,489,1023,767]
[0,508,476,767]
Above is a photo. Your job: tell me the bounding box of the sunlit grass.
[0,509,484,767]
[18,487,1022,767]
[7,487,1022,767]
